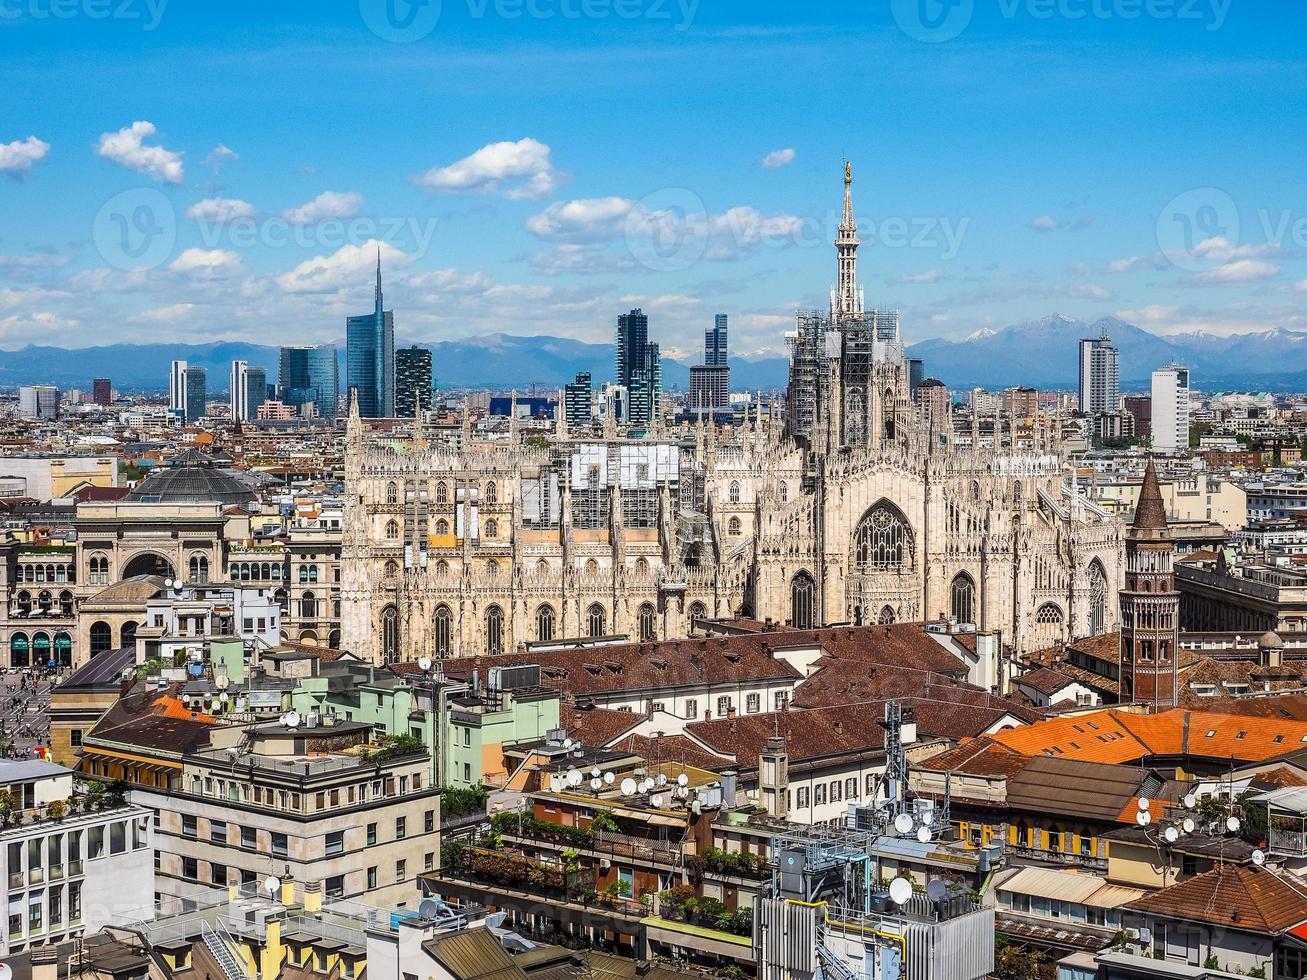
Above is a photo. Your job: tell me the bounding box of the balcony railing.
[1270,827,1307,857]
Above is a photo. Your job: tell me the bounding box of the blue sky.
[1,0,1304,359]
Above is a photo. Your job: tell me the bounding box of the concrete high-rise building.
[1123,395,1152,441]
[616,308,660,428]
[395,346,433,419]
[1002,386,1039,419]
[564,371,593,429]
[92,378,112,406]
[280,344,339,421]
[690,313,730,412]
[914,378,950,431]
[169,361,206,422]
[1151,365,1191,454]
[1119,460,1179,709]
[346,253,395,418]
[1078,336,1120,416]
[17,385,59,420]
[229,361,266,423]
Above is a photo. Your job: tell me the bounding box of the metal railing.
[201,919,251,980]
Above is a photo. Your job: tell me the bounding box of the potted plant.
[0,789,15,827]
[46,800,66,823]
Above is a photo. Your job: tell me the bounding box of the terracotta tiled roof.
[991,707,1307,765]
[608,734,730,772]
[1124,865,1307,934]
[1014,666,1081,696]
[1133,459,1168,530]
[914,738,1030,779]
[559,704,641,747]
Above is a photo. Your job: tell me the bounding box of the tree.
[993,937,1050,980]
[0,789,15,826]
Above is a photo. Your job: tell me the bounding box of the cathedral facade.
[340,167,1124,665]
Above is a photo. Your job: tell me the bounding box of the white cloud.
[526,197,635,243]
[892,269,944,285]
[1294,277,1307,293]
[0,287,70,310]
[761,148,796,169]
[282,190,364,224]
[1029,215,1058,232]
[170,248,244,279]
[1107,254,1169,274]
[0,253,70,272]
[407,268,495,293]
[1192,236,1282,261]
[203,144,238,173]
[0,311,75,345]
[1067,283,1113,300]
[96,121,184,184]
[186,197,256,222]
[0,136,50,179]
[1195,259,1279,284]
[136,303,196,322]
[415,138,563,200]
[276,240,412,294]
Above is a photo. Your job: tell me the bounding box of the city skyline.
[2,4,1305,362]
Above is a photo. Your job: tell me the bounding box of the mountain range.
[2,316,1305,394]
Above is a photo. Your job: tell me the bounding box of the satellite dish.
[1138,797,1150,811]
[182,694,191,705]
[164,578,174,589]
[640,779,654,794]
[1163,826,1179,843]
[220,692,229,703]
[677,773,689,787]
[285,711,301,728]
[1227,816,1241,833]
[591,767,602,779]
[926,880,948,902]
[888,877,913,905]
[916,826,931,844]
[418,657,432,672]
[620,778,637,796]
[1253,849,1266,866]
[549,774,563,793]
[651,794,664,808]
[589,778,602,791]
[566,769,582,787]
[656,774,668,787]
[418,898,442,919]
[1136,811,1151,826]
[1183,793,1197,809]
[265,876,281,895]
[894,813,914,835]
[691,799,702,816]
[215,673,230,690]
[603,772,615,785]
[1182,817,1196,834]
[562,738,573,750]
[0,961,13,980]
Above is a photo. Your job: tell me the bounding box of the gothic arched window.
[688,600,707,622]
[635,557,649,576]
[381,605,400,663]
[585,558,599,576]
[728,481,740,504]
[385,520,400,540]
[386,482,398,505]
[878,605,896,625]
[1088,559,1108,636]
[385,560,398,579]
[436,518,449,535]
[951,572,976,626]
[484,519,498,537]
[1033,603,1064,649]
[728,516,742,536]
[434,605,452,656]
[536,605,555,643]
[852,502,914,573]
[435,482,448,506]
[484,481,497,506]
[435,559,449,577]
[779,481,788,504]
[485,605,504,655]
[791,572,816,630]
[586,603,606,638]
[638,602,657,642]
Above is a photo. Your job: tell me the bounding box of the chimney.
[720,769,738,808]
[31,946,57,980]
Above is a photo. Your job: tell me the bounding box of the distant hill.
[3,318,1304,393]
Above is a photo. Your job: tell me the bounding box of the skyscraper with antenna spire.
[346,249,395,418]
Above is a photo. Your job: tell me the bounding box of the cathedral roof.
[1132,458,1169,530]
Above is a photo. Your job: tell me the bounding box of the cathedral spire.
[832,160,863,320]
[1134,458,1168,530]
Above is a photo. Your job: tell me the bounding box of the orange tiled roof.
[154,695,218,724]
[991,707,1307,765]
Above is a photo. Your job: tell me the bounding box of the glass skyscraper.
[616,308,660,428]
[346,253,395,418]
[395,346,433,418]
[280,344,339,421]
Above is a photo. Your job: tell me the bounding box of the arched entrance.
[846,499,917,622]
[122,552,175,580]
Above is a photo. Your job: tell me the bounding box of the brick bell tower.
[1119,459,1180,710]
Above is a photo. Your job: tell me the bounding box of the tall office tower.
[706,313,728,367]
[564,371,593,428]
[169,360,188,416]
[92,378,112,406]
[616,308,661,427]
[395,346,433,419]
[908,358,924,399]
[279,344,340,421]
[1119,460,1180,709]
[1151,365,1191,454]
[229,360,264,422]
[346,252,395,418]
[185,366,207,422]
[1078,335,1120,416]
[1123,395,1152,441]
[914,378,950,431]
[691,313,731,412]
[17,385,59,420]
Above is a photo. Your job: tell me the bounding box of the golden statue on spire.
[844,159,852,183]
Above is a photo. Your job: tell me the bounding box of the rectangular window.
[271,833,288,860]
[425,851,435,872]
[182,815,198,839]
[746,693,760,713]
[241,826,257,849]
[326,831,344,857]
[716,696,730,716]
[210,820,226,844]
[110,822,126,855]
[395,816,406,840]
[845,777,857,799]
[89,826,104,859]
[211,863,228,886]
[830,780,842,802]
[774,691,789,711]
[797,786,809,808]
[814,784,826,806]
[396,859,407,882]
[685,699,698,719]
[424,810,435,834]
[367,866,377,890]
[325,875,345,899]
[366,823,377,846]
[182,857,198,880]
